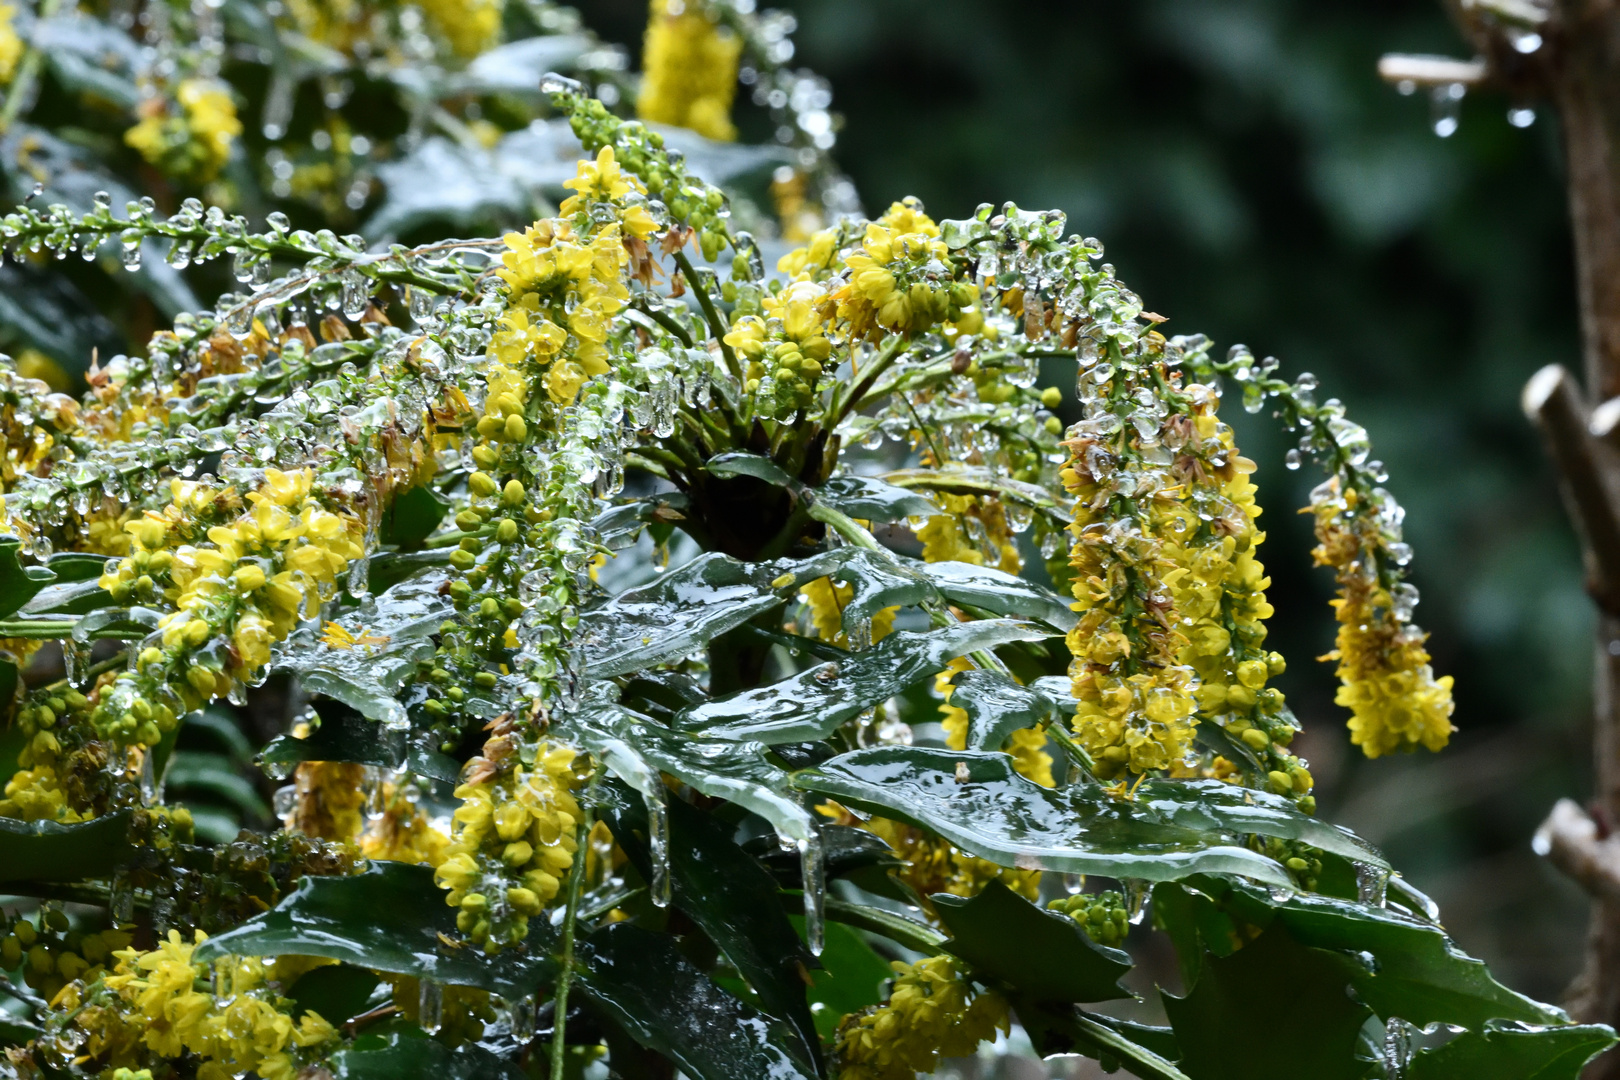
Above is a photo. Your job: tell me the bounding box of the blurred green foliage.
[586,0,1592,1000]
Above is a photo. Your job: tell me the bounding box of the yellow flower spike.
[0,5,21,85]
[637,0,742,142]
[833,955,1008,1080]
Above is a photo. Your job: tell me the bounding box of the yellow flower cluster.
[1162,390,1312,798]
[2,910,131,1005]
[94,470,363,745]
[68,930,337,1080]
[916,493,1020,573]
[801,576,895,646]
[433,742,583,949]
[416,0,504,57]
[0,5,20,86]
[637,0,742,142]
[832,954,1009,1080]
[724,279,837,415]
[360,782,451,865]
[125,79,242,184]
[387,974,496,1045]
[1060,433,1198,780]
[1,764,89,823]
[288,761,366,842]
[489,149,647,404]
[832,202,980,341]
[1311,479,1454,758]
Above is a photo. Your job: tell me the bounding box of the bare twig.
[1523,364,1620,613]
[1376,53,1491,87]
[1537,799,1620,905]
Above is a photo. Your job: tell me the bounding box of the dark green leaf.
[1014,999,1189,1080]
[0,811,131,883]
[287,963,382,1025]
[1407,1021,1617,1080]
[0,1014,42,1048]
[166,751,272,819]
[678,620,1051,743]
[904,558,1078,632]
[706,452,793,486]
[801,918,891,1041]
[949,669,1061,751]
[259,699,407,773]
[382,485,451,550]
[0,538,56,619]
[816,475,937,522]
[593,493,691,551]
[567,689,815,845]
[193,862,555,998]
[933,879,1131,1004]
[794,748,1292,886]
[573,920,817,1080]
[184,708,258,767]
[1134,779,1387,869]
[20,579,115,616]
[45,553,112,584]
[598,780,819,1065]
[329,1031,525,1080]
[1161,922,1372,1080]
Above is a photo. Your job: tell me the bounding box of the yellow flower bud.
[233,564,267,592]
[469,472,498,497]
[504,414,527,442]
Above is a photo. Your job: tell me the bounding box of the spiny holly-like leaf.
[1407,1021,1617,1080]
[949,669,1062,750]
[678,620,1051,743]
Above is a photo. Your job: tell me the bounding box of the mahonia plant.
[0,6,1605,1080]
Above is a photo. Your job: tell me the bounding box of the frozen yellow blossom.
[417,0,503,57]
[125,79,242,184]
[833,954,1008,1080]
[801,576,895,646]
[637,0,742,141]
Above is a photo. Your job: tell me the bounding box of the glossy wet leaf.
[0,538,57,619]
[801,918,891,1041]
[568,689,814,843]
[905,558,1078,632]
[329,1031,525,1080]
[678,620,1052,743]
[793,748,1292,886]
[593,493,691,552]
[381,485,451,550]
[0,810,131,883]
[0,1015,41,1048]
[367,137,531,240]
[1134,779,1387,869]
[1161,922,1372,1080]
[287,962,381,1025]
[933,879,1131,1003]
[706,451,793,486]
[1014,999,1189,1080]
[1182,876,1564,1029]
[193,862,555,998]
[259,699,408,774]
[597,780,819,1065]
[949,669,1062,750]
[273,571,453,726]
[573,920,817,1080]
[816,475,937,522]
[1407,1020,1617,1080]
[882,466,1073,528]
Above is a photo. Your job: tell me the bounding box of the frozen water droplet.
[1063,873,1085,896]
[418,978,444,1034]
[1384,1017,1413,1079]
[1123,878,1149,924]
[266,211,291,234]
[1356,862,1389,907]
[109,871,134,924]
[800,830,825,957]
[272,784,297,821]
[645,786,671,908]
[1430,82,1464,138]
[139,746,162,804]
[1508,105,1536,128]
[508,993,537,1043]
[540,72,582,95]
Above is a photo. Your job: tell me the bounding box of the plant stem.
[549,769,598,1077]
[806,503,879,551]
[826,335,908,432]
[672,249,741,383]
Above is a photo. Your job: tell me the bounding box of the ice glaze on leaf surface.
[1406,1021,1617,1080]
[193,862,556,998]
[932,879,1132,1003]
[903,558,1078,632]
[793,748,1296,885]
[816,475,939,522]
[948,669,1063,750]
[328,1031,526,1080]
[678,620,1052,743]
[572,920,818,1080]
[0,537,58,619]
[0,810,132,883]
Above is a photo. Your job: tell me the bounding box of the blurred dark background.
[587,0,1594,1002]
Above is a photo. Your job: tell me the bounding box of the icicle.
[108,870,134,924]
[1430,82,1464,138]
[1122,878,1149,925]
[508,993,538,1043]
[418,978,444,1034]
[800,830,826,957]
[645,786,671,908]
[1383,1018,1413,1080]
[1356,862,1390,908]
[139,747,162,805]
[62,639,90,689]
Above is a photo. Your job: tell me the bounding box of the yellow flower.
[833,955,1008,1080]
[126,79,241,184]
[560,146,644,216]
[416,0,504,57]
[637,0,742,142]
[0,5,22,85]
[801,577,895,646]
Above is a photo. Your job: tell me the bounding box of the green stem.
[827,335,908,432]
[633,301,695,348]
[549,769,598,1076]
[672,250,741,383]
[1042,720,1097,779]
[806,503,879,551]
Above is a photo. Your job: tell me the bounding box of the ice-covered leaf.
[882,466,1074,527]
[193,862,554,998]
[706,451,793,486]
[678,620,1052,743]
[329,1031,525,1080]
[597,780,819,1064]
[568,689,815,844]
[0,538,56,618]
[1407,1021,1616,1080]
[367,137,531,240]
[905,558,1078,632]
[0,811,131,883]
[793,748,1293,886]
[949,669,1062,750]
[817,475,937,522]
[573,920,817,1080]
[274,571,453,727]
[933,879,1132,1003]
[451,34,592,96]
